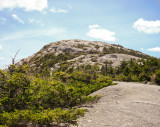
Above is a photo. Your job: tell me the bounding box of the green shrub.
[0,108,86,126]
[0,64,113,126]
[155,70,160,85]
[0,67,31,112]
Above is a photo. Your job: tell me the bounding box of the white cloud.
[50,7,68,13]
[133,18,160,34]
[12,14,24,24]
[87,25,116,41]
[28,18,40,24]
[57,9,68,13]
[147,47,160,52]
[0,45,4,60]
[0,57,4,60]
[28,18,44,26]
[0,0,48,11]
[0,27,65,42]
[89,24,100,29]
[140,48,144,51]
[0,17,7,24]
[0,45,2,50]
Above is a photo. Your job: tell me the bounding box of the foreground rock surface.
[73,82,160,127]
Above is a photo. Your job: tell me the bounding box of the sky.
[0,0,160,68]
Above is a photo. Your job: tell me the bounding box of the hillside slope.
[2,40,160,126]
[17,39,149,72]
[72,82,160,127]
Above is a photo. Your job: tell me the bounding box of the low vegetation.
[0,64,113,127]
[100,57,160,83]
[1,40,160,126]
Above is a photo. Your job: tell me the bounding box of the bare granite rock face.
[16,39,148,69]
[72,82,160,127]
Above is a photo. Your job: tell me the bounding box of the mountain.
[17,39,150,73]
[1,40,160,127]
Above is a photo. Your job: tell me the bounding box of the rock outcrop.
[17,39,149,71]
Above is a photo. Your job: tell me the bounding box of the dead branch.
[12,49,20,65]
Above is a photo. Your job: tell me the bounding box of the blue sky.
[0,0,160,68]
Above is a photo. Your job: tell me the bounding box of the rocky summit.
[17,39,149,73]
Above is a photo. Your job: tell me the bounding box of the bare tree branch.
[12,49,20,65]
